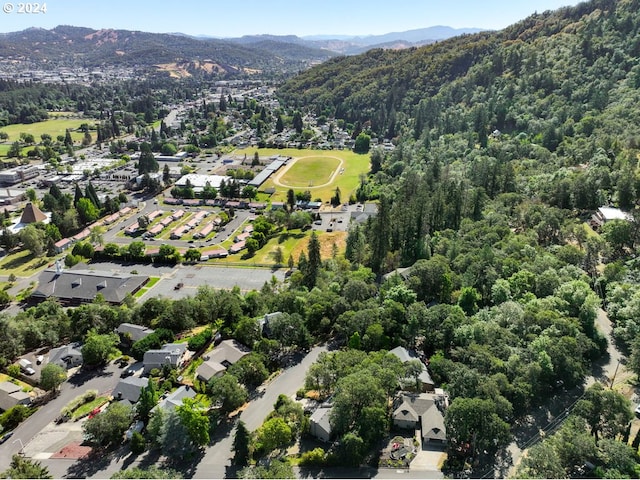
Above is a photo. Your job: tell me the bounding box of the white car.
[24,367,36,375]
[36,355,44,365]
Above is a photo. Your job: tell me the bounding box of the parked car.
[174,282,184,290]
[36,355,44,365]
[0,431,13,444]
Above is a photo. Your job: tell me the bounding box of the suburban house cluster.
[308,345,449,447]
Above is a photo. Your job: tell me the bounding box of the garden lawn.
[71,396,110,420]
[134,277,160,298]
[234,148,371,203]
[0,250,52,277]
[0,374,33,392]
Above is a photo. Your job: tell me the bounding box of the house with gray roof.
[143,343,188,374]
[117,323,155,343]
[113,377,150,404]
[153,385,196,412]
[196,339,250,383]
[389,346,434,392]
[0,381,31,411]
[48,343,83,369]
[32,266,149,306]
[392,391,447,445]
[309,405,333,442]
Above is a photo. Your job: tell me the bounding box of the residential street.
[0,362,122,474]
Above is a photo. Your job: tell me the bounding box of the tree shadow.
[64,448,114,478]
[67,366,114,388]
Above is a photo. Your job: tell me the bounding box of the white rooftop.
[598,207,631,221]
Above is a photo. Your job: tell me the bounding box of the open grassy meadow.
[234,148,371,203]
[0,117,94,156]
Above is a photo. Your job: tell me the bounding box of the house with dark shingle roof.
[196,339,250,382]
[113,376,150,403]
[48,343,83,369]
[152,385,196,412]
[392,391,447,444]
[32,266,149,306]
[117,323,155,343]
[389,346,434,392]
[143,343,188,374]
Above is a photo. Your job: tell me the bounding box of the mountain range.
[0,25,482,74]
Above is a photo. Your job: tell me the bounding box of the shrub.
[187,328,213,352]
[61,389,98,416]
[0,405,34,431]
[7,364,21,378]
[299,447,327,466]
[130,431,146,455]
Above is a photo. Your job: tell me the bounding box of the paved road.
[192,344,329,479]
[0,362,123,473]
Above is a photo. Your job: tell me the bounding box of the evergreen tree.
[74,183,83,206]
[304,232,321,289]
[232,420,251,466]
[275,115,284,133]
[137,378,158,423]
[138,142,159,174]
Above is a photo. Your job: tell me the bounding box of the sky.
[0,0,584,37]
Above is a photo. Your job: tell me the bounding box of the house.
[389,346,434,392]
[0,381,31,411]
[54,238,73,254]
[259,311,282,337]
[309,405,333,442]
[196,339,250,383]
[143,343,188,373]
[113,376,150,403]
[591,206,632,228]
[153,385,196,412]
[117,323,155,344]
[392,391,448,445]
[48,343,83,369]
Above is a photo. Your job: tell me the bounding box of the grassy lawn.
[583,222,601,238]
[71,396,110,420]
[0,250,52,277]
[234,148,371,203]
[0,118,93,146]
[134,276,160,298]
[278,156,341,187]
[251,230,309,264]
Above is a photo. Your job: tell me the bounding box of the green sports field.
[278,156,341,188]
[234,148,371,203]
